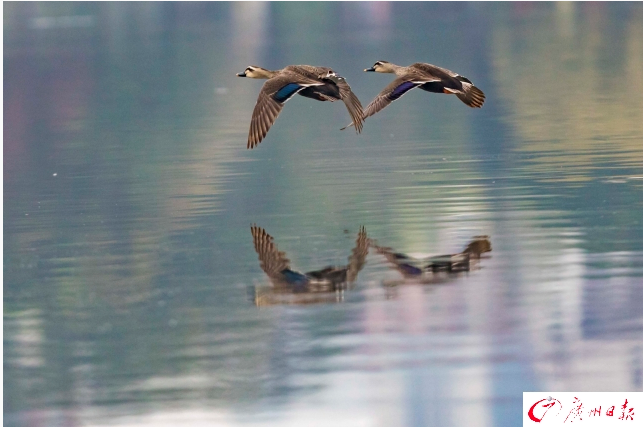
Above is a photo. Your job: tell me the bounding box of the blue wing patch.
[280,269,309,286]
[389,81,419,100]
[398,263,423,276]
[274,83,303,103]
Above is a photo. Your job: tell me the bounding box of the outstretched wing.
[363,76,436,119]
[331,76,365,134]
[248,88,285,149]
[341,74,440,130]
[250,225,291,279]
[346,226,369,283]
[410,62,458,79]
[372,242,424,277]
[247,74,324,149]
[299,75,365,134]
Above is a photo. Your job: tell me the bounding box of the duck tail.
[456,82,486,108]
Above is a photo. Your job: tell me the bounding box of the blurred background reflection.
[4,2,643,427]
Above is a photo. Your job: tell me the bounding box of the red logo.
[528,397,562,423]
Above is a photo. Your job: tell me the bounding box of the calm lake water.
[4,3,643,426]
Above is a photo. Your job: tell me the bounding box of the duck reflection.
[250,225,369,305]
[371,235,491,284]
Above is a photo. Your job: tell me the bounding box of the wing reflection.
[371,235,491,285]
[250,225,369,306]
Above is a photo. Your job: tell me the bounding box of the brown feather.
[251,225,291,278]
[346,226,369,283]
[244,67,363,148]
[354,61,486,125]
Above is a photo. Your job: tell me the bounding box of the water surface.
[4,3,643,427]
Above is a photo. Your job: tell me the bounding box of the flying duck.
[237,65,364,149]
[371,235,492,278]
[342,60,485,129]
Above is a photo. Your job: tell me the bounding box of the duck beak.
[364,67,375,72]
[236,71,247,77]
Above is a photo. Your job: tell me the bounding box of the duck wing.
[340,74,440,131]
[346,226,369,283]
[363,76,431,119]
[284,65,338,79]
[332,76,365,134]
[298,76,365,134]
[250,225,292,280]
[247,73,324,149]
[372,242,424,277]
[409,62,458,78]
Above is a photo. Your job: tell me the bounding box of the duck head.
[236,66,275,79]
[462,236,492,258]
[365,60,397,73]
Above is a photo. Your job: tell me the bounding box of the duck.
[250,225,369,293]
[371,235,491,279]
[342,60,485,129]
[237,65,365,149]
